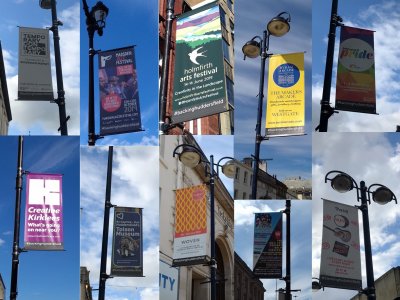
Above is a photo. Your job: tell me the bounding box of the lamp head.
[331,173,354,193]
[178,146,201,168]
[39,0,52,9]
[372,186,395,205]
[267,12,291,37]
[221,160,236,178]
[91,1,109,36]
[242,40,261,58]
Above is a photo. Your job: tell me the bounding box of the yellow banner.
[265,52,305,137]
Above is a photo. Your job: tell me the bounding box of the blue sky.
[79,0,159,146]
[0,136,80,299]
[312,0,400,132]
[312,133,400,299]
[80,146,159,300]
[0,0,80,135]
[234,0,312,182]
[235,200,312,300]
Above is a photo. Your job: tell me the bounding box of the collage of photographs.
[0,0,399,300]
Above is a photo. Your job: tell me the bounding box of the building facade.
[234,158,290,199]
[0,274,5,300]
[159,134,234,299]
[0,42,12,135]
[234,252,265,300]
[283,177,312,200]
[350,267,400,300]
[80,266,93,300]
[159,0,234,135]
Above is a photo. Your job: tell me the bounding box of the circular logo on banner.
[273,63,300,88]
[102,94,122,112]
[339,38,374,72]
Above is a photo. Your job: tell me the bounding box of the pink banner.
[24,173,63,250]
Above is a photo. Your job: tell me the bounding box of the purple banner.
[24,173,63,250]
[98,46,142,136]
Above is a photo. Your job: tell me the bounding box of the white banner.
[159,260,179,300]
[320,199,362,290]
[18,27,54,101]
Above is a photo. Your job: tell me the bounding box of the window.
[226,76,234,106]
[244,171,248,184]
[222,39,230,64]
[219,7,226,28]
[235,167,239,180]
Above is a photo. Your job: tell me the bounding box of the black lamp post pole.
[49,0,68,135]
[88,27,96,146]
[317,0,339,132]
[251,30,269,199]
[285,200,291,300]
[98,146,113,300]
[209,154,217,300]
[10,136,24,300]
[359,181,375,300]
[159,0,175,134]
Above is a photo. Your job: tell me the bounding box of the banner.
[171,2,229,123]
[24,173,63,250]
[266,52,305,137]
[160,260,179,300]
[253,212,282,278]
[98,46,142,136]
[173,185,208,266]
[111,207,143,277]
[320,199,362,290]
[335,26,376,114]
[18,27,54,101]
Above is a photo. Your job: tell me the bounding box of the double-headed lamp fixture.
[173,144,236,179]
[242,12,291,58]
[325,170,397,205]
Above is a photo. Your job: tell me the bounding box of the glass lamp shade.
[222,160,236,178]
[91,1,109,29]
[372,186,393,205]
[267,16,290,37]
[39,0,51,9]
[331,174,353,193]
[178,148,201,168]
[242,40,261,58]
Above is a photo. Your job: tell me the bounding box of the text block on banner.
[320,199,362,290]
[171,2,229,123]
[98,46,142,136]
[24,173,63,250]
[253,212,282,278]
[266,52,305,137]
[335,26,376,114]
[18,27,54,101]
[173,185,209,266]
[111,207,143,277]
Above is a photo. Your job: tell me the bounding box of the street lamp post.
[173,143,236,300]
[284,200,291,300]
[242,12,291,199]
[316,0,343,132]
[325,170,398,299]
[98,146,114,300]
[82,0,109,146]
[10,136,24,300]
[39,0,69,135]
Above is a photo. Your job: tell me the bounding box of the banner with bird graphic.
[171,2,229,124]
[319,199,362,290]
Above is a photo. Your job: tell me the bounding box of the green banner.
[171,2,229,123]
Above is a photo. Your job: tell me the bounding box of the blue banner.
[111,207,143,277]
[98,46,142,136]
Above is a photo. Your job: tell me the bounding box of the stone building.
[234,252,265,300]
[159,134,234,299]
